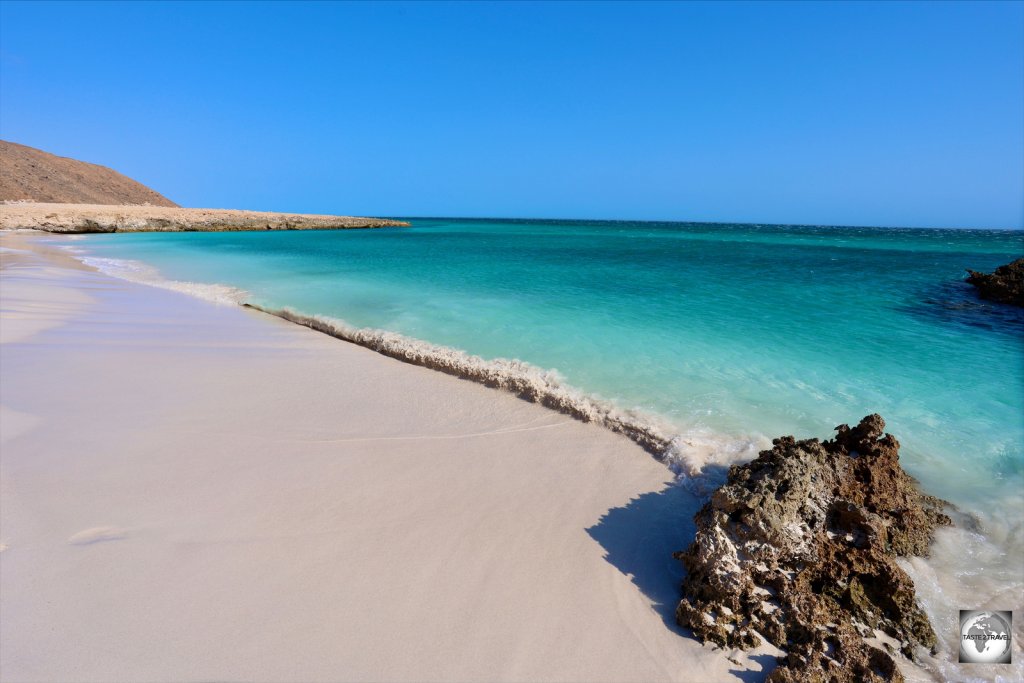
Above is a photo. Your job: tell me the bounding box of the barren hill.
[0,140,408,232]
[0,140,178,206]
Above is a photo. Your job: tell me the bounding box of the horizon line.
[375,214,1024,233]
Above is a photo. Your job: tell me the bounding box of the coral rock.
[674,415,951,683]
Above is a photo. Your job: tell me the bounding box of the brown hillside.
[0,140,178,206]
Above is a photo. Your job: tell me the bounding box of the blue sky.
[1,1,1022,228]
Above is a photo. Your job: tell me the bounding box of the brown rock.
[674,415,951,683]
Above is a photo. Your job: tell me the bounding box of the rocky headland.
[966,258,1024,307]
[0,202,409,233]
[0,141,407,232]
[674,414,951,683]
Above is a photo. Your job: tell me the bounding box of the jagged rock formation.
[0,140,178,206]
[674,415,951,683]
[966,258,1024,307]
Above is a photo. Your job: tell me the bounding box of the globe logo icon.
[959,610,1012,664]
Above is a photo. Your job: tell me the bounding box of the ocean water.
[53,219,1023,678]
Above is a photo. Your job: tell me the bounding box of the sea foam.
[73,251,248,306]
[249,305,714,463]
[253,306,774,492]
[70,244,759,475]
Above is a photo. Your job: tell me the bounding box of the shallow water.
[52,218,1024,675]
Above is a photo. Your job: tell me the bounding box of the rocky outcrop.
[966,258,1024,307]
[0,202,409,232]
[674,415,951,683]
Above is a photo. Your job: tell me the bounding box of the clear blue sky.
[1,1,1022,228]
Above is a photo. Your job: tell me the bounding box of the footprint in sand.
[67,526,128,545]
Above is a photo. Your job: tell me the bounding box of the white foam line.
[247,306,766,477]
[57,240,763,476]
[75,252,248,306]
[248,304,681,458]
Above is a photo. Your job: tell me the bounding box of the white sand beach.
[0,232,779,682]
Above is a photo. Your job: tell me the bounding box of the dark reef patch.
[901,279,1024,334]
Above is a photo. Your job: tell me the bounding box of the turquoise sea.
[59,219,1023,497]
[54,219,1024,675]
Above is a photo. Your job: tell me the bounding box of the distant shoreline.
[0,201,410,233]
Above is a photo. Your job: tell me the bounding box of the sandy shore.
[0,202,409,232]
[0,232,780,682]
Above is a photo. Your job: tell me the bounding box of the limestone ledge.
[0,202,409,233]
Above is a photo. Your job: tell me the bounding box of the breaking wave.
[72,251,248,305]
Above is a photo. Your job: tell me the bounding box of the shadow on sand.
[585,481,700,635]
[586,464,778,681]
